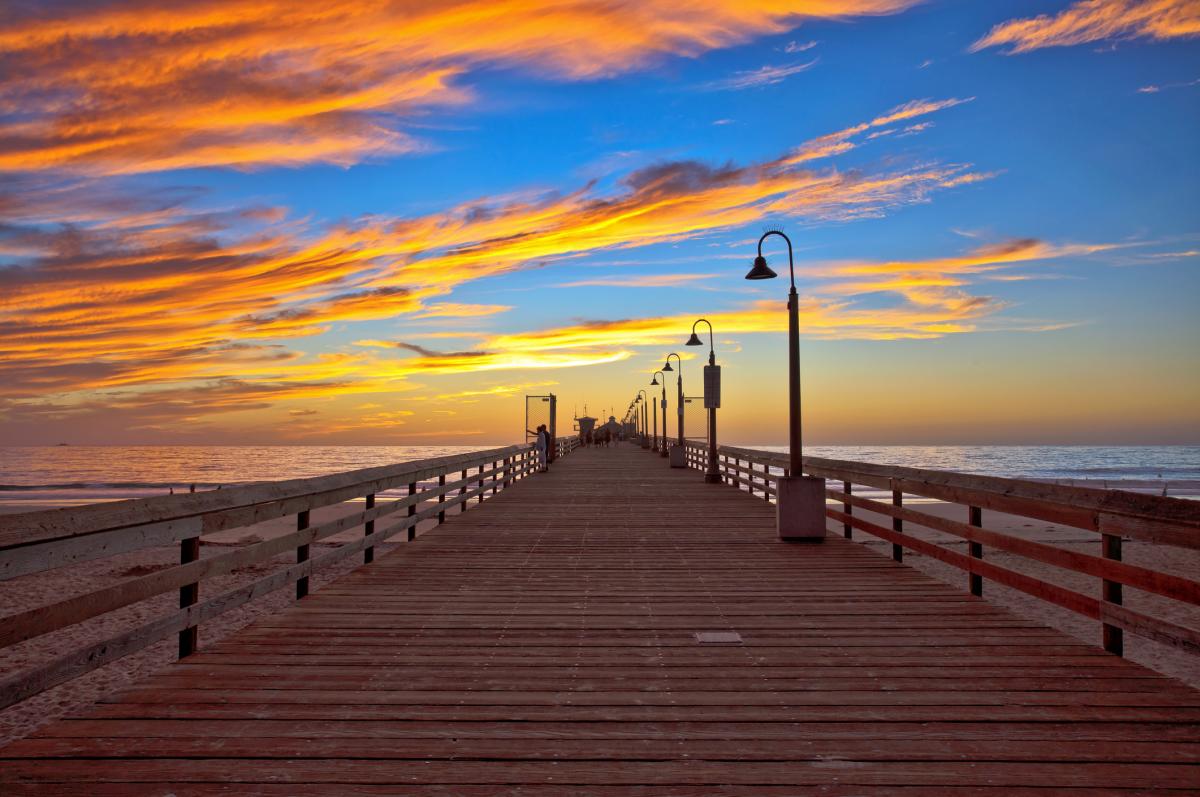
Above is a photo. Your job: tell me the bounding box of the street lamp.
[662,353,685,467]
[746,229,826,542]
[637,390,650,449]
[650,370,668,457]
[686,318,721,484]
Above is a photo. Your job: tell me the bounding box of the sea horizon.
[3,443,1198,509]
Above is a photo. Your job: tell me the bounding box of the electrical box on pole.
[703,364,721,409]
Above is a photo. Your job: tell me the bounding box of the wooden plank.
[4,759,1198,788]
[0,516,203,580]
[31,718,1200,742]
[6,736,1198,763]
[3,445,1197,793]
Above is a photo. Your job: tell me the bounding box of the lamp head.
[662,360,673,372]
[745,254,777,280]
[650,375,659,385]
[685,332,702,346]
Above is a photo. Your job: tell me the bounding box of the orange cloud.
[473,237,1118,349]
[0,100,987,433]
[1,0,918,174]
[972,0,1200,53]
[809,238,1120,302]
[432,381,559,401]
[782,97,972,165]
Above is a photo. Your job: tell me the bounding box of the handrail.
[0,441,579,710]
[554,435,581,458]
[684,441,1200,659]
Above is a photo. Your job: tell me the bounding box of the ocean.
[1,444,1198,510]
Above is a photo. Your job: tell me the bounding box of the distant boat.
[56,442,69,446]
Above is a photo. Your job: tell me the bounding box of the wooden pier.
[2,444,1199,793]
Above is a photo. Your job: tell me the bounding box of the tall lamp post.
[662,353,685,468]
[650,370,668,457]
[637,390,650,449]
[686,318,721,484]
[746,229,826,542]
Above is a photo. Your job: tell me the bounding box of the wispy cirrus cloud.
[783,97,974,164]
[972,0,1200,54]
[0,98,985,429]
[785,40,820,53]
[354,340,634,374]
[556,273,721,288]
[700,60,818,91]
[456,238,1120,357]
[412,302,513,319]
[1138,77,1200,92]
[432,381,558,402]
[0,0,918,175]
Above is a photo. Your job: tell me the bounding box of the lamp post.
[651,370,668,457]
[662,353,685,467]
[686,318,721,484]
[637,390,650,449]
[745,229,826,542]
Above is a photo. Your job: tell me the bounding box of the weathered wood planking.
[2,444,1197,793]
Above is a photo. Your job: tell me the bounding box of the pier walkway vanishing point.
[2,443,1199,794]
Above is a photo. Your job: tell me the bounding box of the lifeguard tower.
[574,406,597,444]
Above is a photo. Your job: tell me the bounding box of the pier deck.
[3,445,1198,794]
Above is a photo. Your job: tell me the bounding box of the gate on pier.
[683,395,707,443]
[524,393,557,462]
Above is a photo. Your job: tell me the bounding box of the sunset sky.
[2,0,1197,446]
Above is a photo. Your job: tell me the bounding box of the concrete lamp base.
[777,475,827,542]
[668,445,687,468]
[703,472,723,484]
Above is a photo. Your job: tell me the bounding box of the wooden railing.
[555,435,582,459]
[0,440,577,710]
[684,441,1200,659]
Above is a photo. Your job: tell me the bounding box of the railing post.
[364,493,376,564]
[407,481,417,540]
[762,462,771,503]
[842,481,852,540]
[459,469,468,510]
[178,535,199,658]
[503,455,512,487]
[1102,527,1124,656]
[891,488,903,563]
[492,460,498,495]
[968,505,983,597]
[477,465,485,504]
[438,473,446,524]
[296,509,310,599]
